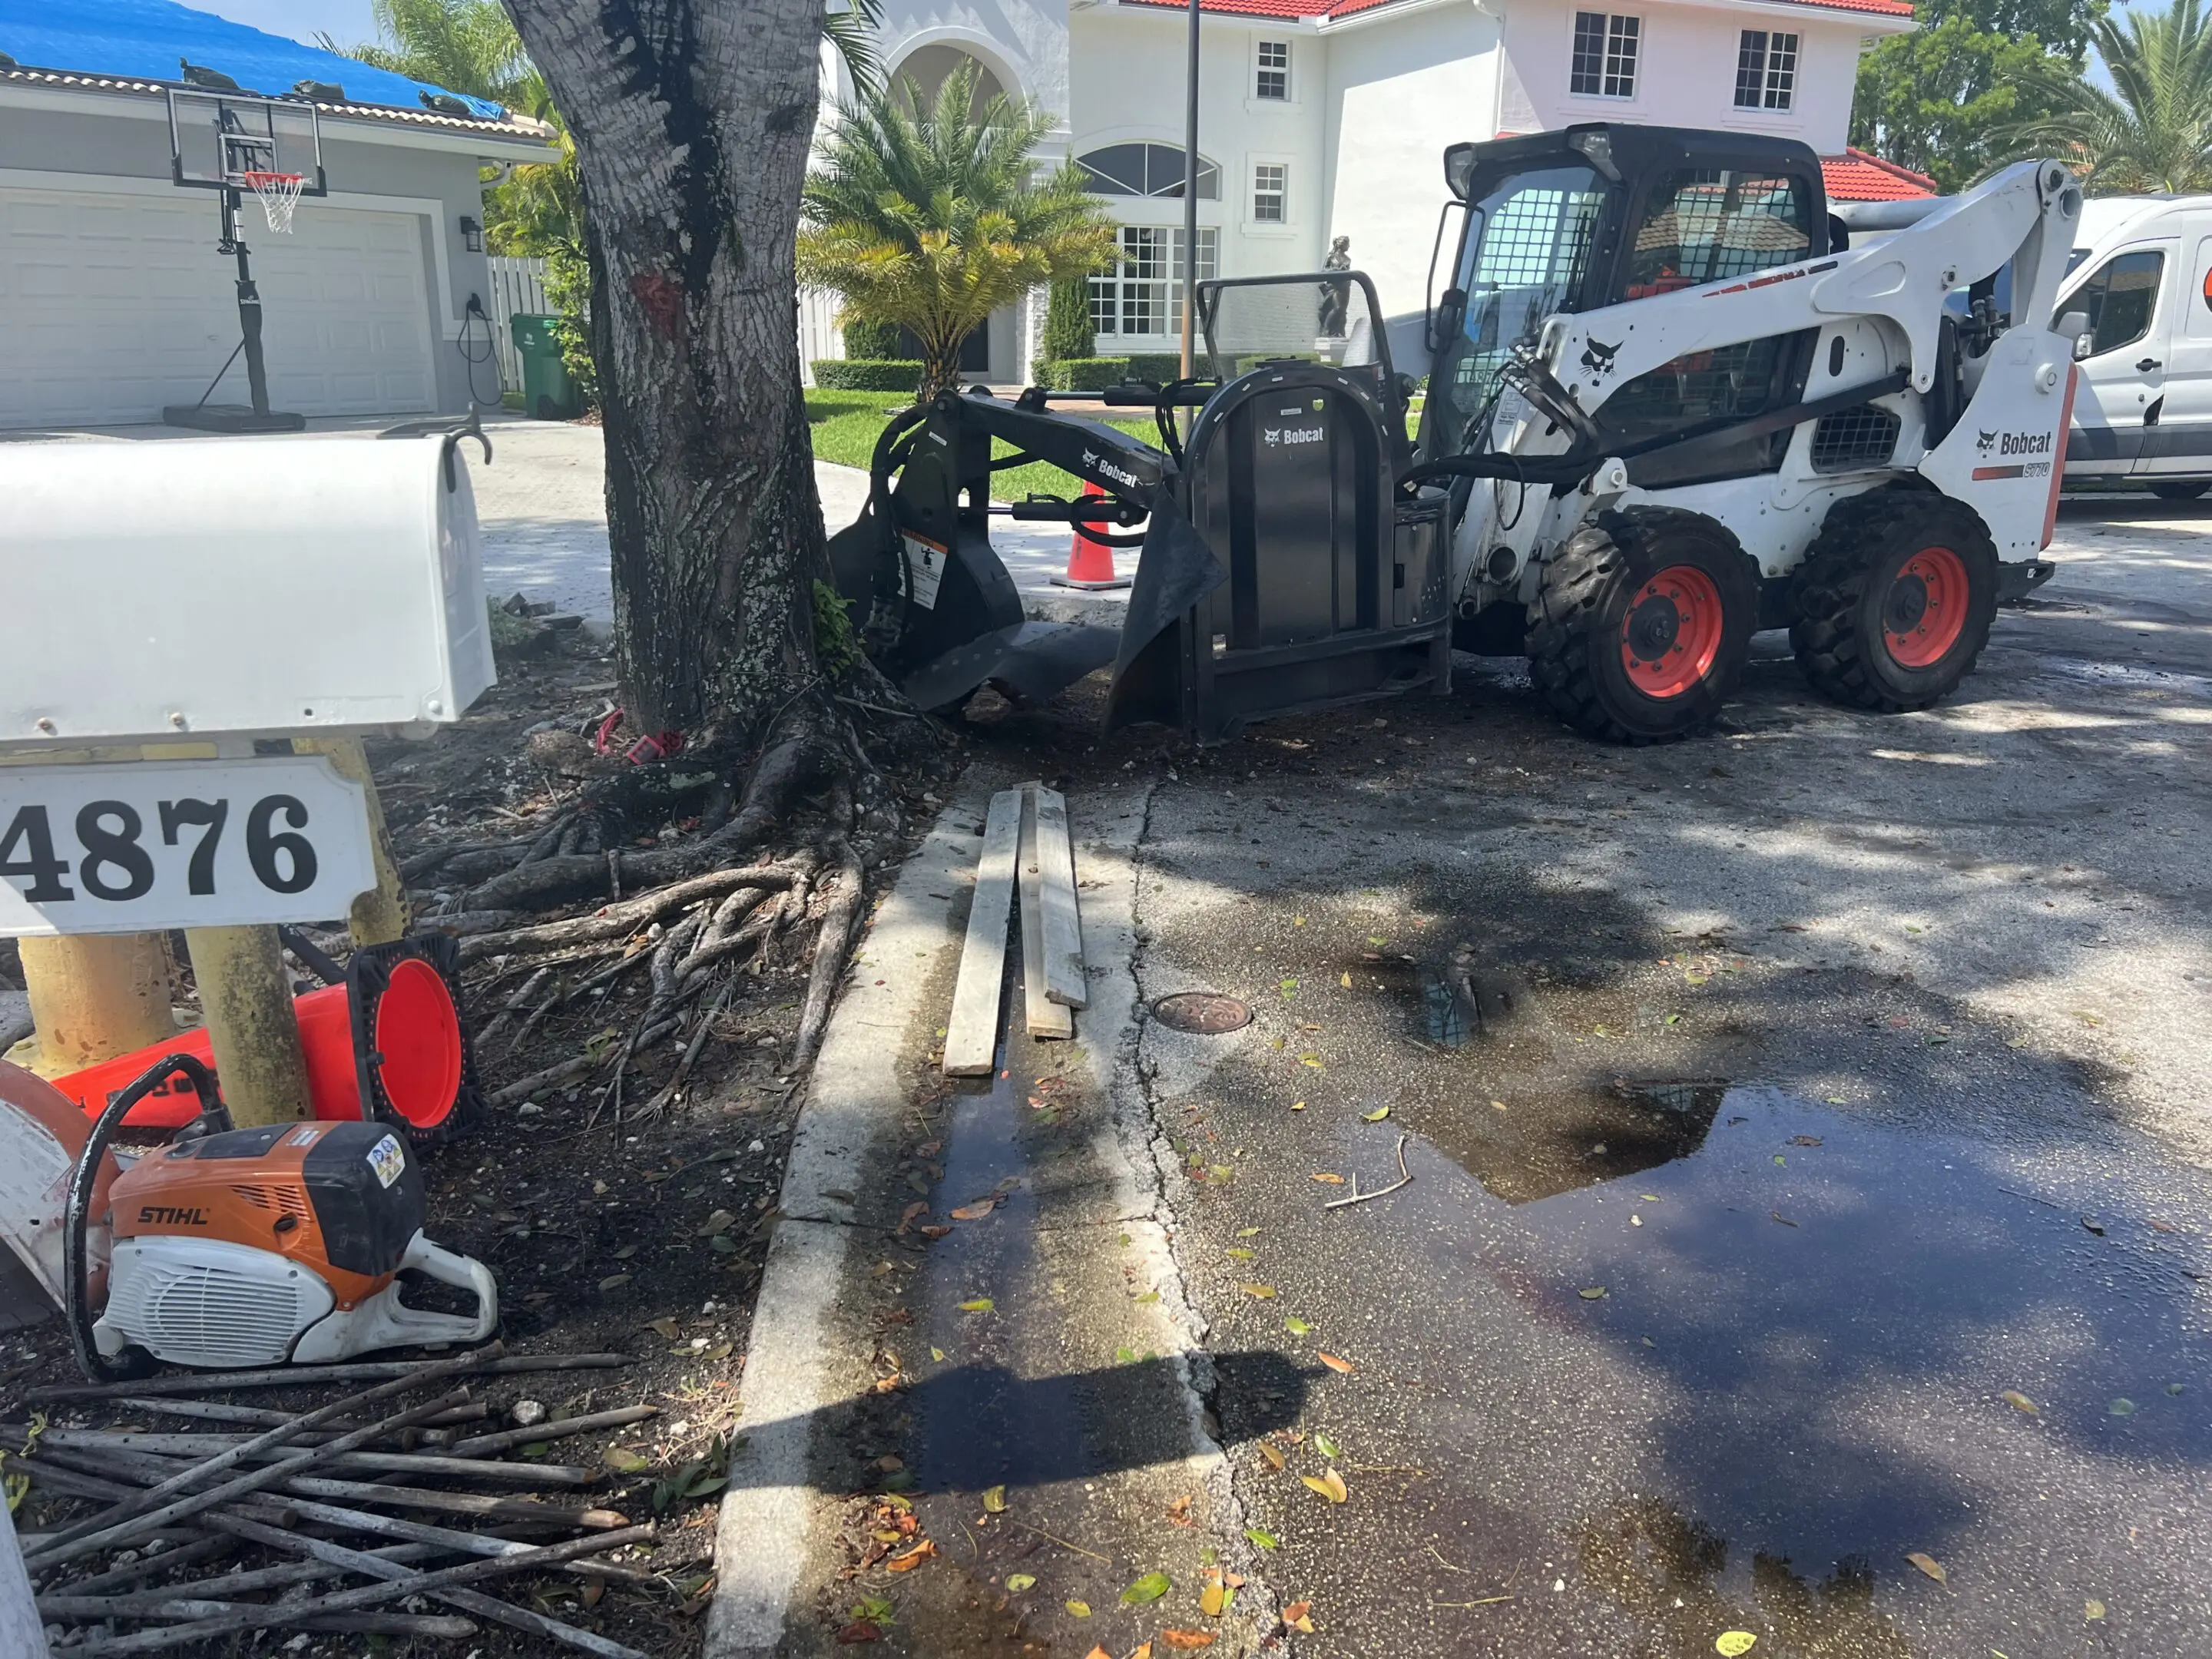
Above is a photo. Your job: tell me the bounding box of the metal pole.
[1179,0,1200,385]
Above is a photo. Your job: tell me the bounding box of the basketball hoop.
[241,169,305,233]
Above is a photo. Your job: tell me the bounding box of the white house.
[0,0,555,430]
[843,0,1923,382]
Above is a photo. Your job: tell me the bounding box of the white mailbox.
[1,433,494,746]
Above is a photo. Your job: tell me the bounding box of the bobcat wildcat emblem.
[1581,337,1622,376]
[1976,429,1998,452]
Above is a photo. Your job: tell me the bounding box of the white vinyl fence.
[485,255,551,394]
[484,262,849,389]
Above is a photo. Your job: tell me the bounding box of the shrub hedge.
[812,359,923,392]
[1035,356,1133,392]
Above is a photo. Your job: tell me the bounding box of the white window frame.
[1569,11,1640,101]
[1734,29,1798,112]
[1090,225,1219,342]
[1254,39,1290,102]
[1250,159,1290,229]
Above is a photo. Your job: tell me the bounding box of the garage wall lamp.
[459,214,483,253]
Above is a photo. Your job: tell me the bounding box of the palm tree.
[1996,0,2212,193]
[799,62,1117,398]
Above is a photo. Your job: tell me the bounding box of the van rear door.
[2061,241,2176,477]
[2136,215,2212,484]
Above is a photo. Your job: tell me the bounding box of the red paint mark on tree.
[630,270,684,339]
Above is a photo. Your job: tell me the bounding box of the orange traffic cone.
[1050,479,1134,591]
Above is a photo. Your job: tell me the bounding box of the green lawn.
[805,389,1155,505]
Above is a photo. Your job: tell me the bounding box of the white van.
[2055,196,2212,500]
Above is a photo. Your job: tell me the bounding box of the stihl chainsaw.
[0,1053,495,1379]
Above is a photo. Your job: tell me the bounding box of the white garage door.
[0,184,437,429]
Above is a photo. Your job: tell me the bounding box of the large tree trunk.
[501,0,826,741]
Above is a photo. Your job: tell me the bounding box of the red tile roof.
[1821,147,1938,202]
[1120,0,1911,18]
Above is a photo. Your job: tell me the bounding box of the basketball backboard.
[167,88,327,197]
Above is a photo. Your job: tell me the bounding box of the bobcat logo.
[1581,337,1622,376]
[1976,429,1999,453]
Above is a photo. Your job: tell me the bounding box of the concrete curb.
[703,795,985,1657]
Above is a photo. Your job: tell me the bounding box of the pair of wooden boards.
[943,784,1085,1076]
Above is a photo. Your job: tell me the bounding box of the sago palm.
[799,62,1118,398]
[1997,0,2212,193]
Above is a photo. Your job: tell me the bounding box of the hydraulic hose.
[65,1053,230,1382]
[1397,449,1601,495]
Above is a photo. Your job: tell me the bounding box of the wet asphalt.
[1118,495,2212,1657]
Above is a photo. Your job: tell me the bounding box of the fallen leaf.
[1313,1432,1340,1459]
[1245,1527,1280,1550]
[1131,1646,1153,1659]
[603,1446,651,1473]
[1122,1571,1171,1604]
[885,1540,938,1572]
[1904,1551,1946,1584]
[1239,1283,1279,1300]
[1317,1353,1355,1375]
[1200,1576,1229,1616]
[1283,1316,1311,1336]
[598,1274,631,1292]
[1082,1647,1109,1659]
[2108,1397,2136,1416]
[2085,1599,2106,1621]
[836,1620,883,1644]
[1283,1599,1316,1632]
[703,1340,733,1361]
[1788,1135,1823,1147]
[930,1346,945,1363]
[1340,972,1353,988]
[1258,1442,1286,1471]
[958,1298,995,1313]
[1227,1247,1255,1260]
[1771,1212,1798,1228]
[1005,1573,1036,1591]
[2002,1389,2038,1416]
[1312,1173,1345,1184]
[982,1485,1007,1513]
[698,1209,737,1237]
[612,1243,639,1260]
[1162,1631,1217,1649]
[1299,1055,1324,1069]
[1641,1194,1661,1202]
[1300,1469,1348,1504]
[1280,978,1300,996]
[1360,1106,1392,1122]
[1714,1634,1758,1656]
[646,1317,680,1341]
[1578,1286,1608,1300]
[1164,1494,1194,1527]
[896,1203,927,1233]
[1236,1226,1262,1237]
[918,1225,952,1239]
[949,1200,997,1221]
[1066,1601,1094,1619]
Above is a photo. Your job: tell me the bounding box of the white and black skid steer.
[828,124,2085,743]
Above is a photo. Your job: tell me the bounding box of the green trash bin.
[509,313,578,419]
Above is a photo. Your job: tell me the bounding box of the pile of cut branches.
[10,1343,672,1656]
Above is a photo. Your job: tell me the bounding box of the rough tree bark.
[500,0,829,744]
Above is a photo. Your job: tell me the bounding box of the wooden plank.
[1018,787,1074,1039]
[943,790,1023,1076]
[1031,786,1086,1008]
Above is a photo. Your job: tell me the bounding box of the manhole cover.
[1151,992,1251,1035]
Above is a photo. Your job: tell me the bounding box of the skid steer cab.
[829,124,2082,744]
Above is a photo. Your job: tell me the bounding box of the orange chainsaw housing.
[110,1120,423,1313]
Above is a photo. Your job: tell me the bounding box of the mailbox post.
[1,430,495,1125]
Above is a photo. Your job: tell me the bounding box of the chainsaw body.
[99,1118,495,1369]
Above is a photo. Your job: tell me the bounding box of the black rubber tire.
[1525,507,1760,743]
[1789,488,1998,713]
[2148,481,2210,502]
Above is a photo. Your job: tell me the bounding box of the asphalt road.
[1112,491,2212,1657]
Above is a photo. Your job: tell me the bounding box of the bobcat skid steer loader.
[831,125,2082,744]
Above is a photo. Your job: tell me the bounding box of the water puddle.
[1323,1082,2212,1643]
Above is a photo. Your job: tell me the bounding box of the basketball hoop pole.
[223,187,277,422]
[164,183,304,433]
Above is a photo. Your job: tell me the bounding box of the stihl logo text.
[137,1205,210,1227]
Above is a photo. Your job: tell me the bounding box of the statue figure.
[1318,234,1353,337]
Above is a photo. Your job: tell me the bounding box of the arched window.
[1076,144,1219,200]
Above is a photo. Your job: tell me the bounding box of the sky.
[191,0,379,52]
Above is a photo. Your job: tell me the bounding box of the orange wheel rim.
[1883,546,1968,668]
[1620,565,1725,699]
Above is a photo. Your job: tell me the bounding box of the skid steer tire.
[1526,508,1759,743]
[1790,489,1998,713]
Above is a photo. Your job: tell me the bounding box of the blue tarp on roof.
[0,0,506,120]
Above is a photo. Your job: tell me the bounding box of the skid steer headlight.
[1567,129,1621,181]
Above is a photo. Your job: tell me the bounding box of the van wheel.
[1790,489,1997,713]
[2148,481,2209,502]
[1526,508,1759,743]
